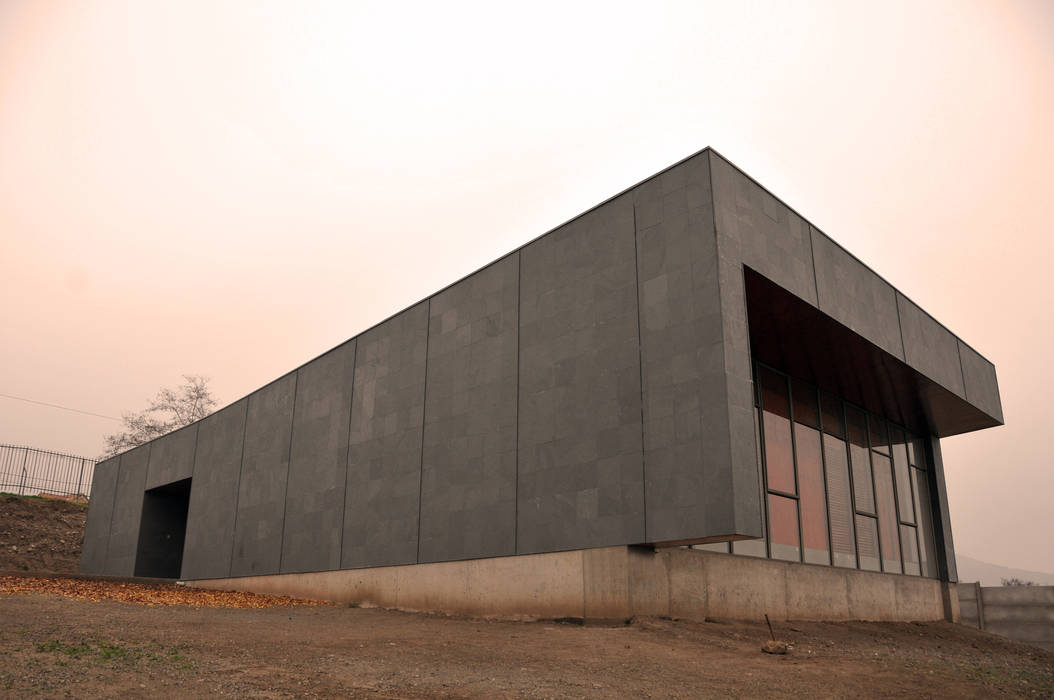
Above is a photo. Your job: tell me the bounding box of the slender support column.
[926,436,958,583]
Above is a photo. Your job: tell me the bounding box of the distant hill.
[957,553,1054,587]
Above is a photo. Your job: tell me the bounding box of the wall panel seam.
[706,150,737,521]
[227,399,250,578]
[180,423,201,579]
[807,225,820,306]
[126,442,152,576]
[188,424,199,488]
[276,371,299,574]
[415,298,432,564]
[956,341,970,405]
[102,455,122,572]
[514,251,522,553]
[630,201,647,543]
[338,340,359,568]
[894,293,908,371]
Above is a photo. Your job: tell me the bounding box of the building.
[79,148,1003,621]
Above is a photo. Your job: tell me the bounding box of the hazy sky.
[2,1,1051,572]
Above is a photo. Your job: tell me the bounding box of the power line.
[0,392,121,421]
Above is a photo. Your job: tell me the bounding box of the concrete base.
[187,546,956,622]
[957,583,1054,651]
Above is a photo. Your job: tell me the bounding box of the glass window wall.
[792,381,829,565]
[912,466,939,578]
[871,452,902,573]
[768,494,800,562]
[846,407,875,514]
[736,362,943,580]
[890,427,915,525]
[760,367,795,495]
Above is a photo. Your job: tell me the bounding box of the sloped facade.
[80,149,1002,615]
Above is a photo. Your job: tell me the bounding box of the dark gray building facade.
[80,149,1002,593]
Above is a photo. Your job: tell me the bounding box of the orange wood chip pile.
[0,576,328,608]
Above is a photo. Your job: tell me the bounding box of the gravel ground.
[2,582,1052,698]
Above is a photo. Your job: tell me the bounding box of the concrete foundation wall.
[958,583,1054,651]
[190,546,952,623]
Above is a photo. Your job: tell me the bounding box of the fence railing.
[0,444,96,502]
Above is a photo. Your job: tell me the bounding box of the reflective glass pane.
[868,413,889,454]
[795,424,829,565]
[820,393,845,439]
[856,515,881,571]
[872,453,902,573]
[889,427,915,524]
[735,407,767,558]
[768,494,800,562]
[791,379,819,429]
[760,368,795,494]
[912,467,939,578]
[823,434,856,568]
[846,406,875,513]
[900,525,921,576]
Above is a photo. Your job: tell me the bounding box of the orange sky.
[1,0,1052,573]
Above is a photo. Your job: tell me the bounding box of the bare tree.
[1001,577,1036,587]
[103,375,217,458]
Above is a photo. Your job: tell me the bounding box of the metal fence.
[0,444,96,502]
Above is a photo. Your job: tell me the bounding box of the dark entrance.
[134,478,191,578]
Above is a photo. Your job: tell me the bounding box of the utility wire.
[0,392,121,421]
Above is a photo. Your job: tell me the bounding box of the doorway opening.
[134,478,191,578]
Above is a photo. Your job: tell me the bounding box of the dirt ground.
[0,494,86,574]
[1,581,1052,699]
[0,493,1051,698]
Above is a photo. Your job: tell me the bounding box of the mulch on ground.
[0,575,327,608]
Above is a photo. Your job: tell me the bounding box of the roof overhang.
[745,268,1002,438]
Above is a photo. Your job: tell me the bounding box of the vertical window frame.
[748,361,944,581]
[758,367,803,562]
[890,423,923,576]
[794,380,831,566]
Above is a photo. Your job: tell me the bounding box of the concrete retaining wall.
[958,583,1054,651]
[189,546,954,623]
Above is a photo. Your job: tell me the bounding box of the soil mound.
[0,493,87,573]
